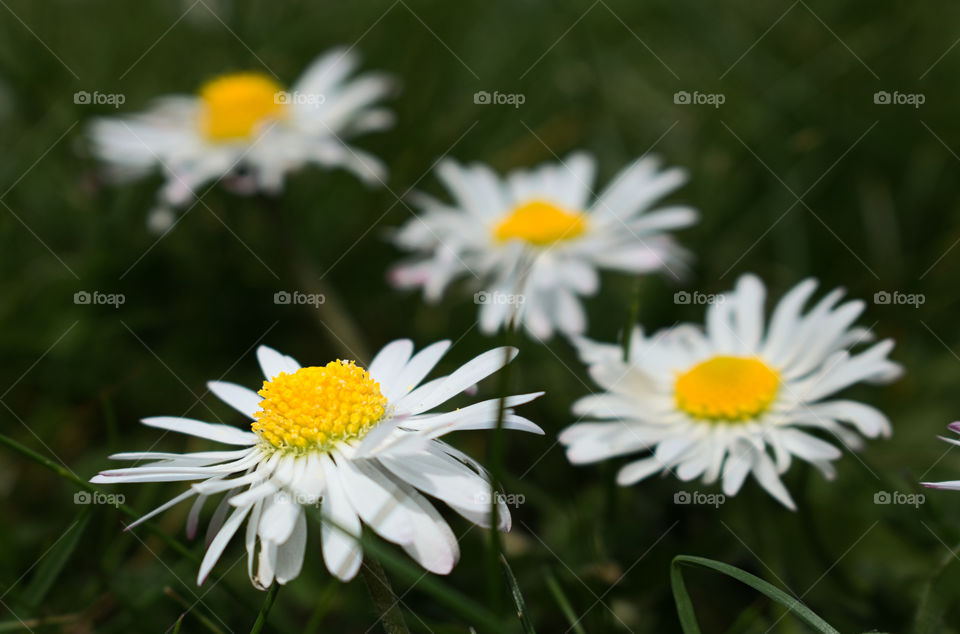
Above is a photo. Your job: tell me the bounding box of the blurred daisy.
[389,153,697,340]
[92,341,542,588]
[559,274,901,509]
[922,424,960,492]
[89,48,394,228]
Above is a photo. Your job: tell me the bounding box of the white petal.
[394,347,518,415]
[259,493,301,544]
[616,456,666,485]
[368,339,415,388]
[193,471,265,496]
[805,400,892,438]
[198,503,253,585]
[275,510,307,584]
[256,540,277,589]
[208,381,262,419]
[335,453,414,545]
[141,416,257,446]
[733,274,765,353]
[382,340,451,402]
[289,454,326,504]
[124,488,197,532]
[762,278,818,362]
[257,346,301,381]
[776,428,842,462]
[393,480,459,574]
[229,482,279,508]
[246,499,265,588]
[379,449,506,530]
[721,446,753,496]
[319,454,363,581]
[750,450,797,510]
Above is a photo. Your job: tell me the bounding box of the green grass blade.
[500,554,535,634]
[543,568,586,634]
[20,508,91,608]
[670,555,840,634]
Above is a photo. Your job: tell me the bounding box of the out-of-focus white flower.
[90,48,394,218]
[390,153,697,339]
[560,274,901,509]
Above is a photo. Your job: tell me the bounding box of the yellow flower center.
[252,360,387,451]
[493,200,587,246]
[198,72,286,141]
[674,356,780,421]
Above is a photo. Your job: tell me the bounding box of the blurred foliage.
[1,0,960,631]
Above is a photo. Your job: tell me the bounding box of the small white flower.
[389,153,697,340]
[559,274,901,510]
[92,341,542,588]
[89,48,394,217]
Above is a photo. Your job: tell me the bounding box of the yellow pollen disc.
[252,360,387,452]
[674,356,780,422]
[493,200,587,246]
[198,72,286,141]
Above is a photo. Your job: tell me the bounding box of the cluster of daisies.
[87,47,949,593]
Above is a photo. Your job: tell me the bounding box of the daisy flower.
[389,153,697,340]
[89,47,394,229]
[559,274,901,509]
[91,341,542,588]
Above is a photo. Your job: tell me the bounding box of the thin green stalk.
[486,311,520,614]
[543,568,586,634]
[621,276,643,362]
[249,584,279,634]
[361,558,410,634]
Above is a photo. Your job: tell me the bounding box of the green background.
[1,0,958,631]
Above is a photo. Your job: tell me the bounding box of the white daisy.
[559,274,901,510]
[389,153,697,340]
[89,47,394,225]
[91,341,542,588]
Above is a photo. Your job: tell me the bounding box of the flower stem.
[361,558,410,634]
[249,583,279,634]
[621,276,643,362]
[486,318,520,613]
